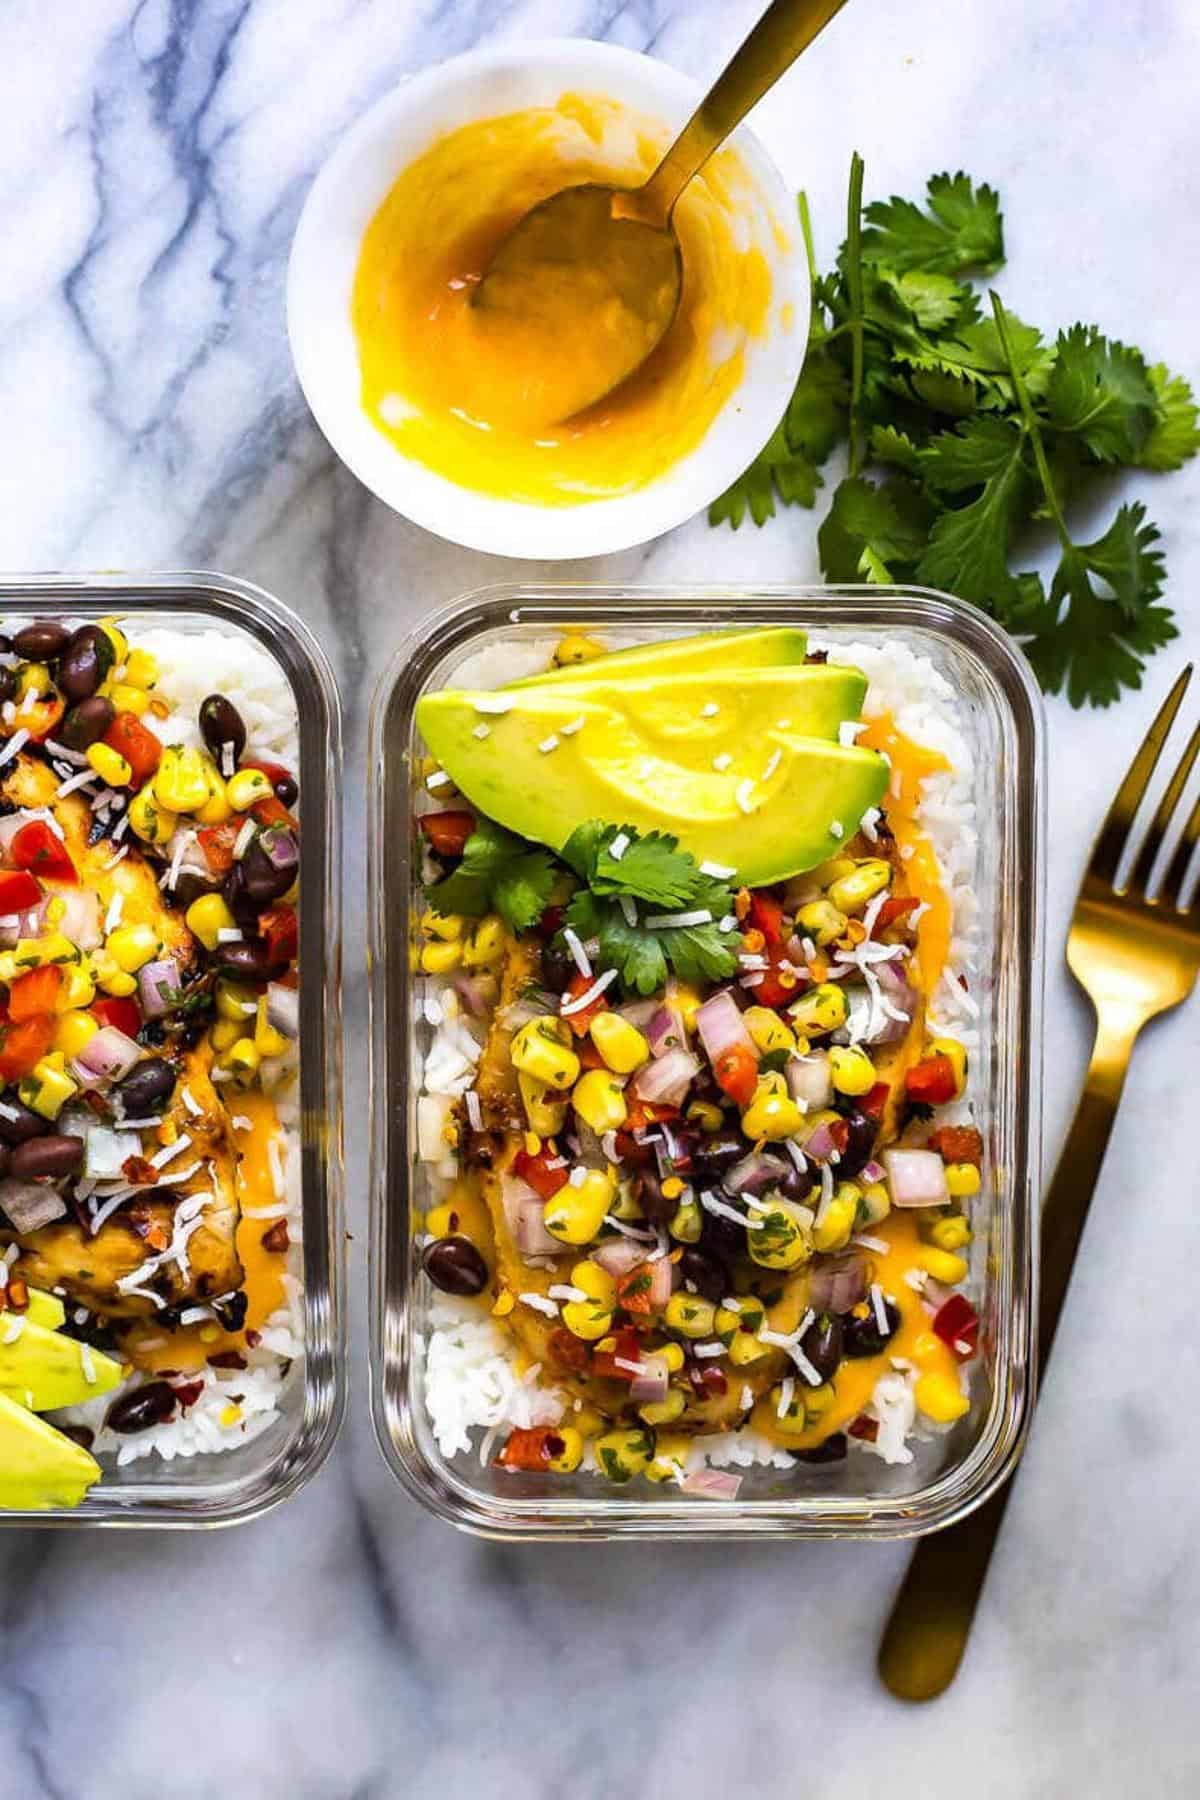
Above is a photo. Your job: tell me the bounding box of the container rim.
[369,582,1044,1540]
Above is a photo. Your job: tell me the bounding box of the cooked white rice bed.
[418,632,980,1478]
[51,622,305,1468]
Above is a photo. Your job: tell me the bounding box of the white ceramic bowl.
[287,39,808,560]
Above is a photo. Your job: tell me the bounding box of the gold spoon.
[472,0,850,422]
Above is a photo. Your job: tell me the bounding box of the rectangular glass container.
[0,572,344,1527]
[370,584,1043,1539]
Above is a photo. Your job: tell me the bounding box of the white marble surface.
[0,0,1197,1793]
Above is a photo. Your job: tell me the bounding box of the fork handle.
[877,1005,1139,1701]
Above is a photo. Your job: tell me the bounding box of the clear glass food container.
[370,584,1043,1539]
[0,573,344,1527]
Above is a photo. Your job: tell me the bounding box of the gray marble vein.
[0,0,1198,1794]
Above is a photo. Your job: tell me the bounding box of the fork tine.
[1159,788,1200,913]
[1089,666,1193,887]
[1127,720,1200,899]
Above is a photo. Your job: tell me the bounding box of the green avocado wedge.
[417,682,887,885]
[0,1391,102,1511]
[507,626,809,687]
[0,1311,124,1411]
[24,1288,66,1330]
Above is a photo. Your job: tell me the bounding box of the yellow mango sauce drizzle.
[858,711,953,996]
[752,1211,963,1451]
[123,1091,288,1374]
[351,94,776,505]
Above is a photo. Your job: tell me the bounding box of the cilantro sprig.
[425,816,556,934]
[709,156,1199,707]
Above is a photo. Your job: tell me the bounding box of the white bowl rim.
[287,37,809,560]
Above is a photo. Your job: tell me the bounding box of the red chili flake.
[206,1350,248,1370]
[172,1380,206,1409]
[261,1219,289,1253]
[122,1155,159,1185]
[4,1277,29,1313]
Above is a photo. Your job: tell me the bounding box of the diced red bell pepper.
[103,712,162,785]
[243,758,296,800]
[714,1041,758,1109]
[687,1362,727,1397]
[612,1128,655,1169]
[591,1327,643,1381]
[931,1292,980,1360]
[847,1414,879,1442]
[91,995,142,1038]
[615,1264,656,1316]
[0,870,42,914]
[418,810,475,859]
[927,1124,983,1167]
[538,904,565,940]
[259,904,298,966]
[870,895,920,936]
[251,795,297,831]
[623,1100,680,1133]
[8,963,62,1021]
[747,890,786,948]
[905,1054,958,1107]
[562,970,609,1039]
[198,820,242,875]
[10,821,76,885]
[547,1328,591,1374]
[512,1145,568,1202]
[753,950,803,1008]
[0,1014,55,1081]
[861,1080,891,1120]
[496,1426,567,1471]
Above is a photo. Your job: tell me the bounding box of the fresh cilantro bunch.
[425,816,556,933]
[562,822,740,995]
[710,157,1200,707]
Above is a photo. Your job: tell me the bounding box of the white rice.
[44,623,304,1470]
[418,632,982,1481]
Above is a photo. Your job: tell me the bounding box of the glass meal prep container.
[0,572,344,1528]
[369,583,1044,1541]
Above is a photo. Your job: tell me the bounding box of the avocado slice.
[0,1391,101,1510]
[508,626,809,688]
[418,678,888,885]
[0,1311,124,1410]
[25,1288,65,1330]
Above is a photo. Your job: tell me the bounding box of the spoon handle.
[638,0,851,223]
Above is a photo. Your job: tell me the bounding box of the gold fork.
[878,665,1200,1702]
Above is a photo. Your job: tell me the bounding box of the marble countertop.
[0,0,1197,1793]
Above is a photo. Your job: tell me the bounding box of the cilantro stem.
[844,151,867,477]
[797,191,819,294]
[989,290,1070,550]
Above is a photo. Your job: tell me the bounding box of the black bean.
[241,831,298,904]
[61,695,115,752]
[199,694,246,768]
[0,1144,9,1179]
[0,635,10,654]
[113,1059,177,1117]
[838,1109,879,1180]
[691,1134,748,1180]
[106,1380,178,1434]
[422,1235,488,1297]
[0,668,15,707]
[797,1432,847,1464]
[775,1161,815,1202]
[800,1313,844,1383]
[172,869,222,911]
[12,622,68,661]
[223,863,263,930]
[56,1422,95,1450]
[213,940,289,984]
[843,1298,902,1358]
[539,935,575,995]
[272,770,299,808]
[700,1207,747,1258]
[9,1134,84,1180]
[0,1101,51,1145]
[213,1290,249,1333]
[57,625,113,702]
[634,1168,675,1225]
[677,1246,728,1303]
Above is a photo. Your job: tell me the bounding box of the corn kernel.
[685,1099,724,1134]
[128,787,178,844]
[741,1071,804,1141]
[796,898,848,948]
[588,1011,650,1074]
[98,618,128,663]
[914,1371,970,1423]
[748,1198,812,1272]
[511,1018,579,1091]
[659,1341,685,1373]
[219,1404,243,1428]
[154,745,211,814]
[19,1057,79,1120]
[420,907,464,943]
[639,1388,686,1427]
[668,1193,702,1242]
[918,1247,970,1285]
[56,962,96,1011]
[424,1201,460,1238]
[462,915,507,968]
[858,1181,891,1226]
[18,661,51,698]
[221,1038,261,1086]
[491,1291,515,1318]
[54,1010,98,1058]
[561,1298,614,1341]
[571,1068,628,1133]
[743,1007,796,1056]
[109,682,151,717]
[594,1427,655,1483]
[828,1044,877,1097]
[668,982,702,1031]
[122,648,159,690]
[813,1185,859,1253]
[828,859,892,915]
[813,855,856,889]
[571,1405,605,1438]
[517,1071,566,1137]
[664,1293,716,1338]
[553,632,604,666]
[645,1433,690,1484]
[194,757,232,825]
[546,1426,584,1473]
[787,982,848,1037]
[215,979,257,1023]
[418,940,462,975]
[97,969,137,998]
[255,995,290,1058]
[944,1161,981,1198]
[105,922,159,973]
[210,1017,244,1052]
[185,893,236,951]
[542,1168,614,1246]
[728,1329,769,1366]
[226,767,274,812]
[929,1214,972,1252]
[86,742,132,788]
[571,1260,617,1310]
[44,897,65,926]
[660,1175,684,1201]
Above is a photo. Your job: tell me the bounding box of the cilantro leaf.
[1042,326,1158,463]
[862,171,1004,276]
[869,423,923,473]
[562,821,702,907]
[896,310,1055,405]
[784,347,850,464]
[1138,364,1200,471]
[1022,552,1177,709]
[650,878,741,988]
[427,816,554,933]
[915,420,1031,609]
[708,417,821,529]
[563,843,737,995]
[818,475,931,583]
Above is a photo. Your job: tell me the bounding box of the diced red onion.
[787,1053,832,1110]
[591,1237,648,1277]
[0,812,38,862]
[804,1119,841,1163]
[73,1026,142,1086]
[138,957,185,1020]
[618,998,660,1030]
[647,1004,685,1057]
[695,989,753,1068]
[861,1159,885,1184]
[266,982,299,1041]
[0,897,50,948]
[882,1147,949,1208]
[453,972,494,1018]
[680,1468,743,1500]
[630,1047,700,1108]
[643,1257,673,1310]
[808,1252,867,1314]
[500,1174,561,1258]
[724,1150,788,1197]
[83,1123,142,1179]
[53,887,101,950]
[629,1351,669,1406]
[0,1178,67,1232]
[921,1275,954,1313]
